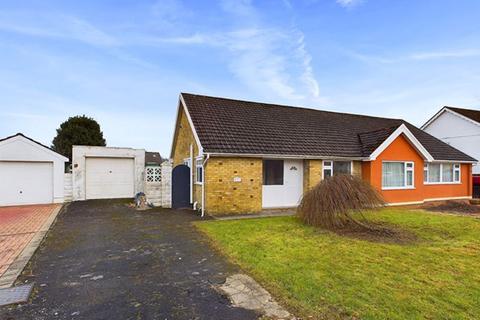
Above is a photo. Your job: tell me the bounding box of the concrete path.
[0,204,62,288]
[0,200,259,320]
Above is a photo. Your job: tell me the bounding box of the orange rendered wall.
[362,134,472,204]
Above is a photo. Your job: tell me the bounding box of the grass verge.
[196,208,480,319]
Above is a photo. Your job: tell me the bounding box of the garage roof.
[0,133,68,161]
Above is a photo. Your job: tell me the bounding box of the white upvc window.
[424,163,461,184]
[195,158,203,184]
[382,161,414,190]
[322,160,352,179]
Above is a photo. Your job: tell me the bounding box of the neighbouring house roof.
[445,106,480,124]
[179,93,476,162]
[145,151,162,166]
[0,132,68,161]
[422,106,480,130]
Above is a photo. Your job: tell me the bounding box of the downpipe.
[201,153,210,218]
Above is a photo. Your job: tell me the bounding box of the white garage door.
[0,161,53,206]
[85,157,135,199]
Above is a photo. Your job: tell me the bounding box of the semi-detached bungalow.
[170,93,477,215]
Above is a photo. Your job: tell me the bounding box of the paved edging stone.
[0,205,64,289]
[218,273,293,319]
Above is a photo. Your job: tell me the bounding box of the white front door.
[262,159,303,208]
[0,161,53,206]
[85,157,135,199]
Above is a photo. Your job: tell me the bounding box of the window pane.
[263,160,284,185]
[333,161,351,175]
[454,170,460,182]
[323,169,332,179]
[382,162,405,188]
[423,168,428,182]
[442,163,453,182]
[428,164,441,182]
[196,167,203,183]
[406,171,413,186]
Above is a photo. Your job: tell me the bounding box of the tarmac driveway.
[0,200,258,320]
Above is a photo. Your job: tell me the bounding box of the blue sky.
[0,0,479,156]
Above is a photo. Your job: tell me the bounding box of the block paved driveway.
[0,204,60,279]
[0,200,258,320]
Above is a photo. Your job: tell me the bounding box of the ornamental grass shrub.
[297,174,385,231]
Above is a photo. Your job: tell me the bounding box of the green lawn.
[196,209,480,319]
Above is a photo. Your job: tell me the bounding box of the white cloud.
[336,0,363,8]
[220,0,256,17]
[295,32,320,98]
[409,49,480,60]
[345,48,480,64]
[144,1,321,102]
[0,12,118,47]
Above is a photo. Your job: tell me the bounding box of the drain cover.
[0,283,34,306]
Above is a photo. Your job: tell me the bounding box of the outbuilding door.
[85,157,135,199]
[0,161,53,206]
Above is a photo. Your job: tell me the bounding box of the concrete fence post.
[161,160,172,208]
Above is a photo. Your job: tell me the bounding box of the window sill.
[382,187,415,191]
[195,182,203,185]
[424,182,461,185]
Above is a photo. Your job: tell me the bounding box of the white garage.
[72,146,145,201]
[0,133,68,206]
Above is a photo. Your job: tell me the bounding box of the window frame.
[424,162,461,185]
[322,160,353,179]
[195,157,203,185]
[381,161,415,190]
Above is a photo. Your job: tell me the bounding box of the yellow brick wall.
[352,161,362,177]
[205,157,262,215]
[303,160,323,191]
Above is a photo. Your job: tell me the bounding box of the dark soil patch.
[331,222,418,245]
[424,200,480,215]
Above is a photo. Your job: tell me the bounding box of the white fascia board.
[368,124,434,161]
[169,94,204,158]
[421,107,447,130]
[169,100,182,159]
[1,134,69,162]
[430,159,477,164]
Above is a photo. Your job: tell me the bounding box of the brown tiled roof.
[145,151,162,165]
[181,93,476,162]
[447,106,480,124]
[358,125,399,157]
